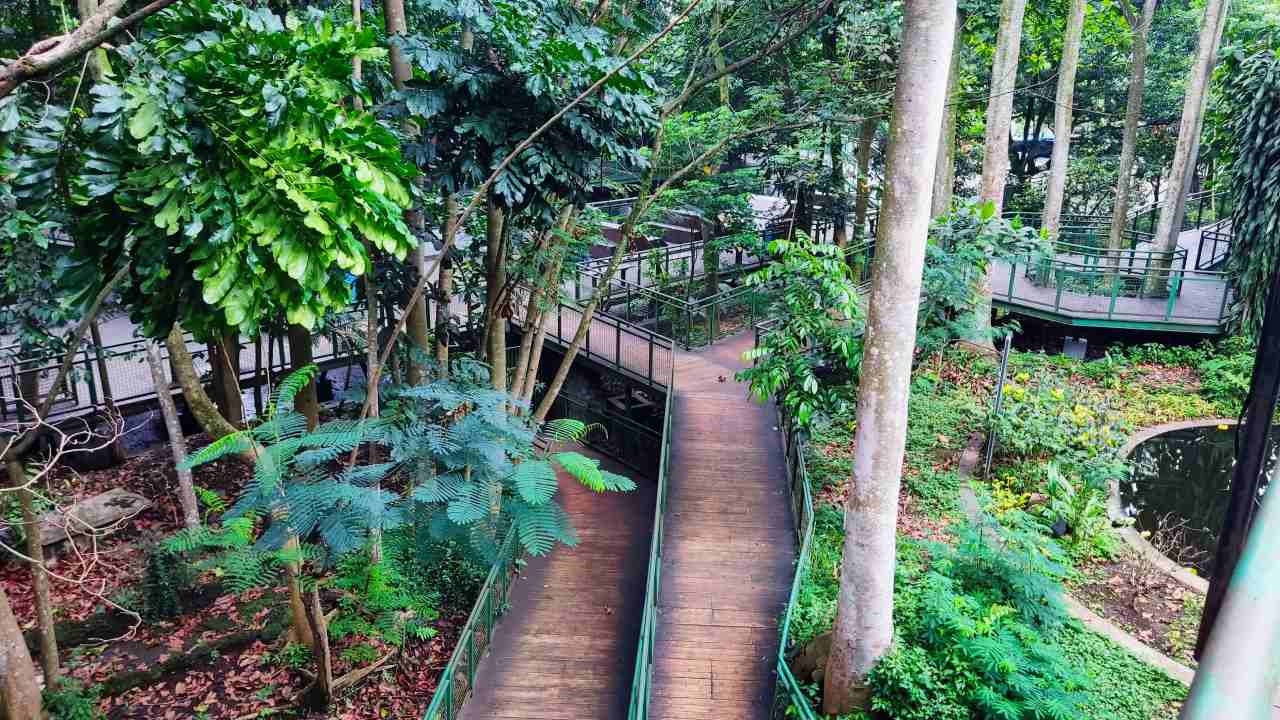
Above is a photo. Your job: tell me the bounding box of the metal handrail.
[626,361,676,719]
[421,531,519,720]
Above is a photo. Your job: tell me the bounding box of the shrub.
[43,679,103,720]
[139,545,196,621]
[868,644,969,720]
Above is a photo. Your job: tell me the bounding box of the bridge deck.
[991,226,1231,333]
[650,334,795,719]
[459,449,655,720]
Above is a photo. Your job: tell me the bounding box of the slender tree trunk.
[209,331,243,427]
[484,199,508,391]
[1040,0,1086,239]
[1144,0,1230,295]
[822,0,957,712]
[967,0,1027,347]
[1106,0,1158,260]
[852,118,877,242]
[88,320,127,464]
[165,326,239,441]
[302,585,333,707]
[77,0,111,82]
[511,205,575,404]
[931,20,962,221]
[435,194,458,379]
[362,249,384,565]
[9,462,57,684]
[385,0,430,386]
[0,585,41,720]
[709,3,730,107]
[825,2,848,247]
[145,343,199,529]
[286,325,319,430]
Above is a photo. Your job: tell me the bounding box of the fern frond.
[509,460,559,504]
[181,429,253,469]
[446,483,492,525]
[267,365,320,417]
[509,500,577,556]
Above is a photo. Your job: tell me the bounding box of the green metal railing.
[422,531,519,720]
[771,406,818,719]
[627,364,676,719]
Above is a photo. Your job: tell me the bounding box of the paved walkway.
[459,449,656,720]
[651,334,795,719]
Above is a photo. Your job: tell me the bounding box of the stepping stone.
[37,488,152,546]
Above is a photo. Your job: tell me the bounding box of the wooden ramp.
[651,334,795,719]
[459,449,655,720]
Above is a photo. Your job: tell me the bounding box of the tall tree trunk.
[852,118,877,242]
[0,585,41,720]
[1144,0,1230,294]
[208,331,244,427]
[435,194,459,379]
[165,326,239,441]
[9,462,57,684]
[77,0,111,82]
[967,0,1027,347]
[825,1,848,247]
[385,0,430,386]
[145,343,199,529]
[709,3,730,107]
[88,320,127,464]
[931,19,963,221]
[362,248,384,565]
[1040,0,1087,239]
[511,206,576,405]
[1106,0,1158,260]
[484,198,508,392]
[286,325,319,430]
[822,0,957,712]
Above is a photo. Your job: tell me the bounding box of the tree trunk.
[208,331,243,427]
[77,0,111,82]
[286,325,319,430]
[165,325,239,441]
[283,537,317,653]
[511,206,576,405]
[0,585,41,720]
[1040,0,1086,239]
[1144,0,1230,295]
[931,19,963,221]
[484,198,508,391]
[9,462,57,685]
[822,0,957,712]
[145,343,199,529]
[301,585,333,708]
[88,320,127,464]
[967,0,1027,347]
[852,118,877,242]
[435,194,458,379]
[1106,0,1158,260]
[710,3,730,107]
[362,249,384,565]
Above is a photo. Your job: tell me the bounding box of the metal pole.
[1196,246,1280,659]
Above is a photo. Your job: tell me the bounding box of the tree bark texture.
[821,0,957,712]
[208,331,244,427]
[484,199,508,391]
[852,119,877,242]
[9,462,57,684]
[165,326,238,441]
[1106,0,1158,257]
[0,585,41,720]
[931,20,963,221]
[968,0,1027,346]
[435,194,459,379]
[1145,0,1230,294]
[286,325,319,430]
[1040,0,1087,239]
[145,343,199,529]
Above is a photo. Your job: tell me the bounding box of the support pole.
[1196,249,1280,661]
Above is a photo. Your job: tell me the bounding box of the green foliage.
[271,642,313,670]
[1195,336,1253,414]
[331,544,439,647]
[43,679,103,720]
[66,1,416,339]
[1059,628,1186,720]
[139,545,196,622]
[867,644,969,720]
[739,232,863,427]
[918,199,1045,356]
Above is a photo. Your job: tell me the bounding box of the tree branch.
[0,0,183,99]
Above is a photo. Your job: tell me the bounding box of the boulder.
[37,488,152,546]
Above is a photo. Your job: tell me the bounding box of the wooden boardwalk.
[651,334,795,719]
[459,448,656,720]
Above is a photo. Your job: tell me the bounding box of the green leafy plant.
[272,642,314,670]
[43,679,103,720]
[65,1,417,339]
[740,232,863,427]
[139,544,196,621]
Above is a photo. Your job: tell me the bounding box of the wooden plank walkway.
[459,448,656,720]
[651,334,795,720]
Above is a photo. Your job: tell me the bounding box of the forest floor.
[0,436,476,719]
